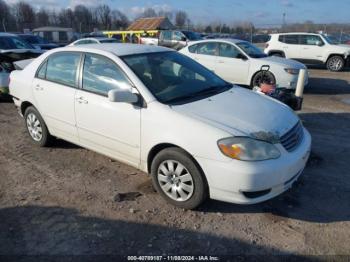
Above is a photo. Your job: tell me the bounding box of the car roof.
[187,38,248,45]
[61,43,172,56]
[271,32,321,36]
[80,37,113,41]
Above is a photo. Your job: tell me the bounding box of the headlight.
[284,68,300,75]
[217,137,281,161]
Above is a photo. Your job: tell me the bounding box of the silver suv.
[264,33,350,71]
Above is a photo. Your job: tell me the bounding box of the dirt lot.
[0,67,350,259]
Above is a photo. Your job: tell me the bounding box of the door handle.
[34,84,43,91]
[218,60,225,63]
[76,97,88,104]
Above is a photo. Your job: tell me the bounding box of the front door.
[75,53,141,166]
[216,42,250,85]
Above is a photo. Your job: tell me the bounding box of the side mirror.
[108,89,139,104]
[237,53,248,60]
[181,36,187,42]
[316,41,324,46]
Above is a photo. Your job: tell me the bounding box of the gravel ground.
[0,67,349,258]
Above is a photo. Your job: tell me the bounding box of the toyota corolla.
[9,44,311,209]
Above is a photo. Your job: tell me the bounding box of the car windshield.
[322,35,337,45]
[99,39,120,43]
[122,51,231,105]
[21,35,48,44]
[236,42,267,58]
[182,31,202,41]
[0,36,35,50]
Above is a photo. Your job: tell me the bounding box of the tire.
[251,71,276,88]
[270,52,284,58]
[24,106,52,147]
[150,147,208,209]
[326,55,345,72]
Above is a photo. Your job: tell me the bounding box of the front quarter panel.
[140,101,233,173]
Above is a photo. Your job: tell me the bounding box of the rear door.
[32,52,80,143]
[159,31,173,48]
[277,34,300,59]
[216,42,249,84]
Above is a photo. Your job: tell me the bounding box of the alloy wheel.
[157,160,194,202]
[26,113,43,141]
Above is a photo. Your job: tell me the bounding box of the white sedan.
[9,44,311,209]
[68,37,120,46]
[179,39,308,89]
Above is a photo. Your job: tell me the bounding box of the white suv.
[265,33,350,72]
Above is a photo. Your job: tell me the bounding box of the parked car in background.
[68,37,121,46]
[0,33,42,98]
[9,43,311,209]
[139,34,159,45]
[17,34,59,50]
[180,39,308,89]
[158,30,202,50]
[265,33,350,71]
[33,27,79,46]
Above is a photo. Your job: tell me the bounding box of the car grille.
[280,122,304,152]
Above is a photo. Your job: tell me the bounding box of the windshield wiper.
[164,84,232,105]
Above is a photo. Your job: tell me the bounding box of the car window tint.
[197,42,218,56]
[37,61,47,79]
[173,31,183,41]
[188,44,198,53]
[162,31,172,40]
[46,53,80,87]
[279,35,298,44]
[218,43,240,58]
[82,54,131,96]
[300,35,323,45]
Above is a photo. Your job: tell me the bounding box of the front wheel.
[326,56,345,72]
[24,106,52,147]
[251,71,276,88]
[150,148,208,209]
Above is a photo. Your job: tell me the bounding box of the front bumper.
[196,128,311,204]
[277,71,309,90]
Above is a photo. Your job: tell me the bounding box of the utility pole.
[282,13,286,32]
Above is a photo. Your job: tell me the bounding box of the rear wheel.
[24,106,52,147]
[150,147,208,209]
[326,55,344,72]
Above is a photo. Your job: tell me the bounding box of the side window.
[197,42,218,56]
[300,35,323,45]
[82,54,131,96]
[173,31,184,41]
[162,31,172,41]
[219,43,241,58]
[279,35,298,44]
[43,31,53,41]
[46,53,80,87]
[36,61,47,79]
[188,44,198,53]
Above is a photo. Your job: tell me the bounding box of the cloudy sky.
[5,0,350,26]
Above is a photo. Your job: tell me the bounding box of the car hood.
[254,56,306,69]
[0,49,43,62]
[330,44,350,54]
[172,87,299,140]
